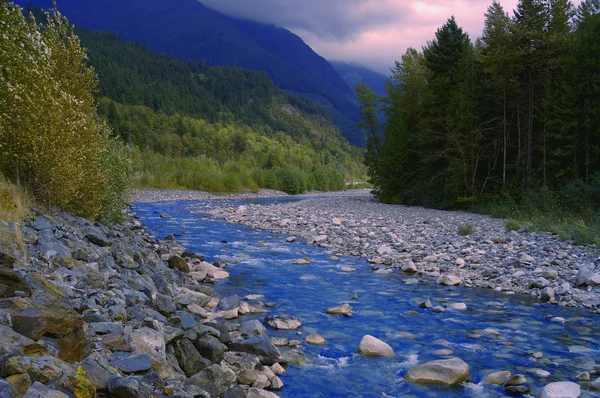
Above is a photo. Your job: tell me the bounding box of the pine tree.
[355,83,381,191]
[480,1,515,189]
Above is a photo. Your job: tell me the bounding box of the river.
[132,198,600,397]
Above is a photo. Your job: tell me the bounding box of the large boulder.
[358,335,394,357]
[57,328,91,363]
[1,356,74,384]
[107,376,141,398]
[194,335,227,364]
[228,338,282,364]
[83,226,110,247]
[325,303,352,317]
[239,320,267,338]
[191,262,229,280]
[34,229,71,260]
[110,353,153,374]
[0,325,46,366]
[215,295,240,320]
[538,381,581,398]
[404,358,469,386]
[187,364,236,397]
[80,352,115,391]
[167,256,190,273]
[264,315,301,330]
[436,275,462,286]
[174,339,207,377]
[10,278,82,339]
[0,268,31,299]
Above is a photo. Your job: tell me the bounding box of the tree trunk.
[502,83,507,188]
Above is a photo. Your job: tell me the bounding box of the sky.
[199,0,532,75]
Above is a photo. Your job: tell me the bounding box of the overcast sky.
[201,0,578,75]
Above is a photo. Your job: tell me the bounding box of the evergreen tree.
[356,83,381,191]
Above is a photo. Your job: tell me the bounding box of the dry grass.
[0,177,31,266]
[0,177,31,223]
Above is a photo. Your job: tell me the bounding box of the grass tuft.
[505,219,521,231]
[458,223,475,235]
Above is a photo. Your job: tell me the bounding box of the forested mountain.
[69,25,365,193]
[331,62,388,97]
[15,0,365,146]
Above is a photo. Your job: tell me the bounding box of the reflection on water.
[133,199,600,397]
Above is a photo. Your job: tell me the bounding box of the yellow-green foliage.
[0,175,30,223]
[72,366,96,398]
[0,3,130,219]
[105,100,366,193]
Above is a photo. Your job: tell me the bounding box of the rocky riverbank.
[0,208,294,397]
[128,188,372,203]
[204,194,600,312]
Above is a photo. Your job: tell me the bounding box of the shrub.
[457,223,475,235]
[505,219,521,231]
[0,4,130,219]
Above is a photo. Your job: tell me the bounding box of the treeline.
[77,29,276,127]
[101,99,360,193]
[361,0,600,209]
[0,3,130,219]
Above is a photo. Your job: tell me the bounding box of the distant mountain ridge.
[15,0,366,146]
[331,61,389,97]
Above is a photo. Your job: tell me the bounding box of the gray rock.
[412,297,432,308]
[246,388,279,398]
[240,320,267,338]
[194,335,227,363]
[0,378,13,398]
[84,226,110,247]
[575,267,593,287]
[90,322,124,335]
[35,230,71,260]
[228,338,282,364]
[222,385,246,398]
[32,217,52,231]
[155,294,177,315]
[216,295,240,312]
[504,374,527,386]
[404,357,469,386]
[264,315,301,330]
[358,335,394,357]
[538,381,580,398]
[22,381,68,398]
[80,352,114,390]
[541,287,555,302]
[531,278,549,289]
[187,364,236,397]
[110,353,152,373]
[175,339,207,377]
[1,356,74,384]
[107,376,141,398]
[504,385,530,395]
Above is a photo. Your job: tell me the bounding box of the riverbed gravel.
[202,192,600,312]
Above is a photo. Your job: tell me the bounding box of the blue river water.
[132,198,600,397]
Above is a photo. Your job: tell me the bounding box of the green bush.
[457,223,475,235]
[505,219,521,231]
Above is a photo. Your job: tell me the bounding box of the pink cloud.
[201,0,581,75]
[289,0,578,74]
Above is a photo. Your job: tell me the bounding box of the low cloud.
[200,0,575,74]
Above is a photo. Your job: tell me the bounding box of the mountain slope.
[331,61,389,97]
[15,0,365,146]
